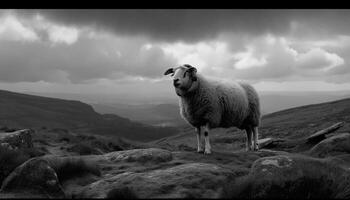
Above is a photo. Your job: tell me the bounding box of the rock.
[0,158,65,198]
[309,133,350,158]
[306,122,344,144]
[257,138,274,148]
[41,155,102,179]
[79,162,236,198]
[0,129,34,149]
[0,191,49,198]
[223,155,350,199]
[104,148,173,163]
[66,143,104,155]
[0,143,13,150]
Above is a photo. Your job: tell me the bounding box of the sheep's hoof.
[204,150,211,155]
[197,149,204,153]
[253,144,259,151]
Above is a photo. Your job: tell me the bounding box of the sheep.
[164,64,261,154]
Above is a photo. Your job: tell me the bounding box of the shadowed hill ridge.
[0,89,101,128]
[0,89,178,142]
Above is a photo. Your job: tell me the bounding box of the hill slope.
[0,89,178,142]
[91,91,350,128]
[260,97,350,139]
[92,103,185,127]
[152,97,350,151]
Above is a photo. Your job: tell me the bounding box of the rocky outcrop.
[2,126,350,199]
[104,148,173,163]
[0,129,34,150]
[306,122,344,144]
[223,154,350,199]
[0,158,65,198]
[309,133,350,158]
[79,162,235,198]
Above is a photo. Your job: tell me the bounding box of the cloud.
[0,13,39,41]
[232,35,346,81]
[0,29,177,83]
[0,11,80,45]
[13,9,350,44]
[233,47,267,70]
[1,9,350,92]
[296,48,344,72]
[160,34,348,83]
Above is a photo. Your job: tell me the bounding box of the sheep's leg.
[196,127,204,153]
[203,124,212,155]
[245,127,253,151]
[252,127,259,151]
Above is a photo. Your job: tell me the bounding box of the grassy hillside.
[152,97,350,151]
[0,89,178,142]
[260,97,350,139]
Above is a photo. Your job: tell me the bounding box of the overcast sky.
[1,9,350,102]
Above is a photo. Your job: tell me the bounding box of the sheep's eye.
[170,73,174,77]
[183,71,187,78]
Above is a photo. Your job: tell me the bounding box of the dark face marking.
[204,131,208,136]
[165,64,198,97]
[164,68,174,75]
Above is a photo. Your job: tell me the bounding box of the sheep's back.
[215,82,250,128]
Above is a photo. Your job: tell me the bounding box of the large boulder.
[0,158,65,198]
[309,133,350,158]
[0,129,34,150]
[104,148,173,163]
[222,154,350,199]
[79,162,236,198]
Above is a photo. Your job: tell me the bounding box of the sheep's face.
[164,64,198,96]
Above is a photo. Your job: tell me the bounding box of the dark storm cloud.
[0,35,177,83]
[17,9,350,43]
[3,9,350,85]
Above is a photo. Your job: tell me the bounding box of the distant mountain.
[24,90,350,128]
[92,91,350,128]
[92,103,186,127]
[0,89,179,142]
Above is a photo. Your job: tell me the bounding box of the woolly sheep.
[164,64,261,154]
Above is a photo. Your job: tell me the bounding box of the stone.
[104,148,173,163]
[0,158,65,198]
[79,162,235,198]
[257,138,274,148]
[309,133,350,158]
[307,122,344,143]
[223,154,350,199]
[0,129,34,149]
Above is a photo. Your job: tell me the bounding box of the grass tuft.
[106,187,138,199]
[52,158,101,183]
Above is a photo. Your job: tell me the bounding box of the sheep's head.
[164,64,198,96]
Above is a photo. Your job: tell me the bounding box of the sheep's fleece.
[177,73,260,130]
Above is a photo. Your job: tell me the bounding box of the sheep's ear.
[187,67,197,81]
[187,67,197,74]
[164,68,174,75]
